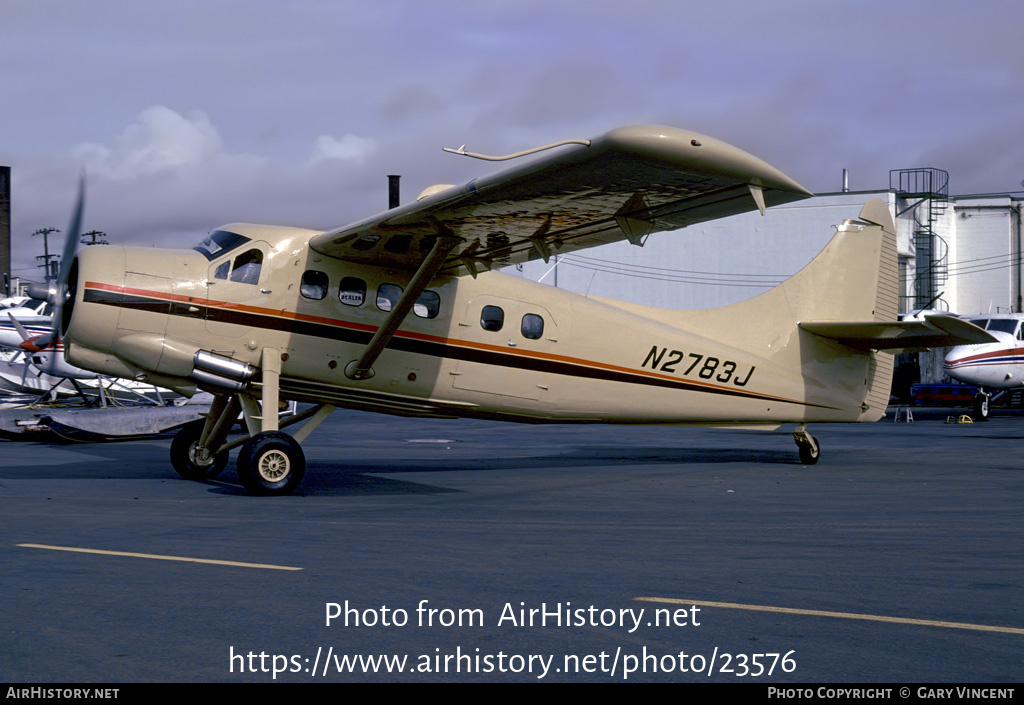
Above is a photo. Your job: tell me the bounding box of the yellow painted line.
[16,543,302,571]
[635,597,1024,636]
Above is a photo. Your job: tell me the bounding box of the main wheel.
[973,391,990,422]
[236,431,305,496]
[170,421,228,480]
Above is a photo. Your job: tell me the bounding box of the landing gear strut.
[973,390,990,422]
[167,347,335,495]
[793,424,820,465]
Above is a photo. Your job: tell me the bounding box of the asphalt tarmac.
[1,408,1021,683]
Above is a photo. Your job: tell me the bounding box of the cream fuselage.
[62,222,882,427]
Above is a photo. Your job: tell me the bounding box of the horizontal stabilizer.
[799,314,997,351]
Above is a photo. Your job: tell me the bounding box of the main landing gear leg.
[233,348,336,496]
[232,347,302,496]
[170,349,336,495]
[793,423,820,465]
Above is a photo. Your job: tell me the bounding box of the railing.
[890,168,949,197]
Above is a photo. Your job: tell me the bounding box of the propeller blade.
[42,176,85,376]
[18,351,30,389]
[57,175,84,286]
[6,313,32,342]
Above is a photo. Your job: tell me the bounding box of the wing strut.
[345,231,462,380]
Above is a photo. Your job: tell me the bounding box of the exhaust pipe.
[190,350,257,392]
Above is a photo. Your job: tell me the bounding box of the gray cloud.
[2,0,1022,280]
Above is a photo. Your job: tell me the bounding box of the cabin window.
[213,261,230,280]
[377,283,402,312]
[414,291,440,319]
[480,305,504,332]
[300,270,329,300]
[229,249,263,285]
[339,277,366,307]
[521,313,544,340]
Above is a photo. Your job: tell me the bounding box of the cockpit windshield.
[970,318,1020,336]
[193,230,252,261]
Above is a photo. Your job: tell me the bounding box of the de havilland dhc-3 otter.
[35,125,996,495]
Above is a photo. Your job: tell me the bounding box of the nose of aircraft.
[60,245,126,360]
[943,331,1015,386]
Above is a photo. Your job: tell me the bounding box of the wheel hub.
[257,450,290,482]
[189,443,214,466]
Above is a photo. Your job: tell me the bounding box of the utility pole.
[32,227,60,281]
[81,230,108,246]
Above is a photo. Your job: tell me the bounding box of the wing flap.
[309,125,812,273]
[800,314,997,351]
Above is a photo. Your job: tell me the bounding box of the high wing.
[309,125,812,275]
[800,314,998,351]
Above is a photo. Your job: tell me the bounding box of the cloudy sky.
[2,0,1022,282]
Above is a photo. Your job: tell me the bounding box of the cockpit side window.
[229,249,263,285]
[194,230,252,260]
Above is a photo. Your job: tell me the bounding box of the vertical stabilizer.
[644,198,900,422]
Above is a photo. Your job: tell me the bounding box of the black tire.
[236,431,305,496]
[973,392,990,422]
[170,421,228,480]
[798,441,820,465]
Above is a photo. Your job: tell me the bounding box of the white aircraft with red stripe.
[943,313,1024,420]
[0,297,100,382]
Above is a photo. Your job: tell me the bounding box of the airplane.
[942,313,1024,420]
[0,297,103,394]
[42,124,997,495]
[0,299,175,404]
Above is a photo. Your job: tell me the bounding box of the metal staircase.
[891,168,950,311]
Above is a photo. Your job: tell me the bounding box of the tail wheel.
[798,440,821,465]
[170,421,228,480]
[793,426,820,465]
[236,431,305,496]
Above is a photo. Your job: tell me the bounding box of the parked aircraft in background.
[0,296,172,404]
[38,125,996,495]
[0,297,99,381]
[943,313,1024,420]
